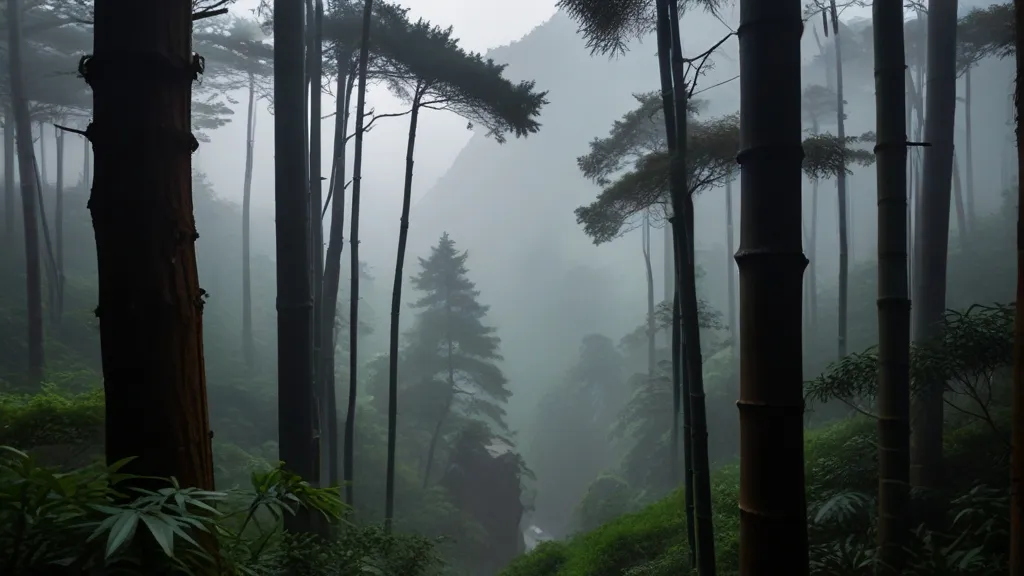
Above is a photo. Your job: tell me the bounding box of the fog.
[3,0,1018,572]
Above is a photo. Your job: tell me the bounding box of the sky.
[198,0,560,218]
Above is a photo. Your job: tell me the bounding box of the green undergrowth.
[502,415,1007,576]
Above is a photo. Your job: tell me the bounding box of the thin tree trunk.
[736,0,809,571]
[830,0,850,361]
[1009,0,1024,572]
[32,154,59,326]
[810,179,819,333]
[82,126,91,188]
[964,66,975,229]
[678,288,696,568]
[322,52,353,491]
[37,121,46,187]
[386,90,422,532]
[665,0,715,569]
[241,74,257,368]
[54,126,64,327]
[7,0,44,386]
[310,2,326,485]
[643,215,655,377]
[274,0,316,532]
[88,0,214,490]
[726,179,737,348]
[952,152,967,248]
[344,0,374,508]
[422,397,452,490]
[911,0,957,505]
[4,108,14,238]
[872,1,911,569]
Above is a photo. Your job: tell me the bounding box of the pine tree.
[404,233,511,488]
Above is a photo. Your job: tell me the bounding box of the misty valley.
[0,0,1021,575]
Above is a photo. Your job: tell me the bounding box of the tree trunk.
[964,66,975,229]
[88,0,214,489]
[274,0,316,531]
[322,52,353,491]
[54,126,64,328]
[310,2,325,485]
[7,0,44,386]
[665,0,715,570]
[906,82,915,292]
[344,0,374,508]
[736,0,809,571]
[830,0,850,361]
[810,179,819,334]
[82,126,91,187]
[1009,0,1024,572]
[642,215,656,378]
[952,152,967,248]
[910,0,957,505]
[4,107,13,237]
[37,121,47,186]
[872,1,911,570]
[241,74,257,368]
[726,179,737,348]
[422,396,452,490]
[386,90,422,532]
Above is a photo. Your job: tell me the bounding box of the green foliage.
[0,385,104,448]
[0,446,442,575]
[571,475,635,534]
[957,3,1014,67]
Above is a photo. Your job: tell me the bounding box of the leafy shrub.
[0,446,442,575]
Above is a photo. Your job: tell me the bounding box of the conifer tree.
[403,233,511,491]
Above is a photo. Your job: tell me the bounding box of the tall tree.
[309,1,326,472]
[6,0,45,385]
[85,0,214,488]
[345,0,373,509]
[380,14,546,530]
[736,0,808,571]
[402,233,511,492]
[274,0,317,531]
[872,0,911,570]
[1010,0,1024,571]
[194,17,272,370]
[911,0,958,504]
[53,123,64,327]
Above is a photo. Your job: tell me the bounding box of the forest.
[0,0,1021,574]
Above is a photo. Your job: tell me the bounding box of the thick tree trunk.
[7,0,44,386]
[736,0,809,571]
[1009,1,1024,572]
[910,0,957,505]
[274,0,316,532]
[344,0,374,508]
[386,92,422,532]
[241,74,257,368]
[54,127,64,328]
[88,0,214,489]
[872,1,911,570]
[830,0,850,361]
[322,53,353,491]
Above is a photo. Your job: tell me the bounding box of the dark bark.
[964,67,975,229]
[82,127,91,187]
[345,0,374,508]
[872,0,911,570]
[386,89,422,532]
[1010,0,1024,571]
[911,0,958,504]
[309,0,325,489]
[54,127,65,328]
[665,0,714,569]
[725,179,736,348]
[4,107,13,237]
[830,0,850,361]
[274,0,316,531]
[676,290,696,567]
[88,0,214,489]
[952,153,967,247]
[241,74,256,368]
[322,52,353,491]
[7,0,44,386]
[736,0,809,571]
